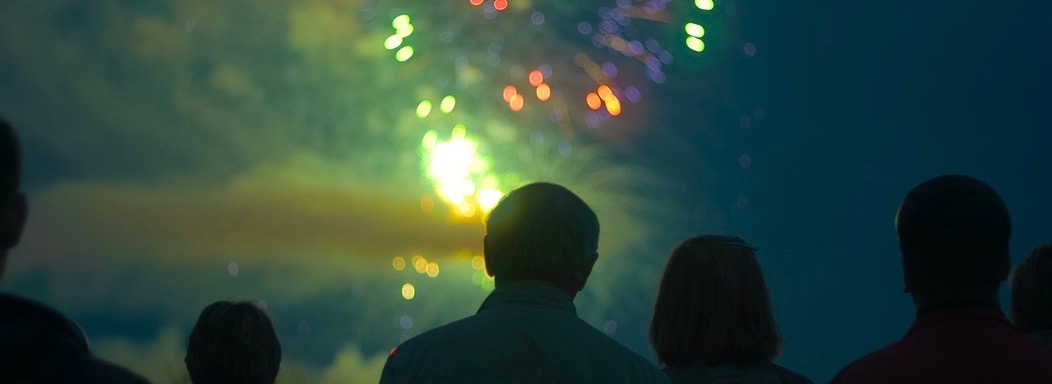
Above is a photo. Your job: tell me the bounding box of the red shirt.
[832,306,1052,383]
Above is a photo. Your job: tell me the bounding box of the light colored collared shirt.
[380,281,670,384]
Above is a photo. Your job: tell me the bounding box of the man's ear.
[1,193,27,251]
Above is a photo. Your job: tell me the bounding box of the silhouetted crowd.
[2,115,1052,384]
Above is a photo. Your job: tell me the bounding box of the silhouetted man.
[831,175,1052,383]
[0,117,149,383]
[380,182,669,384]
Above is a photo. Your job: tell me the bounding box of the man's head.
[896,175,1011,304]
[185,301,282,384]
[1011,244,1052,333]
[0,117,28,280]
[483,182,600,295]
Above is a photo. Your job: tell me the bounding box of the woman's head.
[1011,244,1052,333]
[649,235,783,366]
[185,301,282,384]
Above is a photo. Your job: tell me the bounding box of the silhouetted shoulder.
[383,308,668,384]
[0,293,149,383]
[772,364,813,384]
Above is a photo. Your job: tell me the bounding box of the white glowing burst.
[421,125,504,217]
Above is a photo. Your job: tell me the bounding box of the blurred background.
[0,0,1049,382]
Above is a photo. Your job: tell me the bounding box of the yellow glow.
[471,255,486,270]
[426,262,440,278]
[392,256,406,271]
[605,96,622,116]
[420,126,506,218]
[413,256,428,274]
[384,35,403,50]
[416,100,432,118]
[396,46,414,62]
[695,0,715,11]
[597,85,614,100]
[685,23,705,38]
[401,283,416,300]
[440,95,456,114]
[456,202,477,218]
[481,276,495,291]
[428,133,478,205]
[478,188,503,213]
[686,37,705,52]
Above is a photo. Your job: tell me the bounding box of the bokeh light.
[529,70,544,86]
[605,97,622,116]
[395,46,415,62]
[471,255,486,270]
[586,93,602,110]
[416,100,433,118]
[494,0,508,11]
[440,95,457,114]
[502,85,517,102]
[685,23,705,38]
[392,256,407,271]
[413,255,428,274]
[695,0,715,11]
[401,283,416,300]
[426,262,440,278]
[536,83,551,101]
[686,37,705,52]
[392,14,412,30]
[509,94,524,112]
[384,35,404,50]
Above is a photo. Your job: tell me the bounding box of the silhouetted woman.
[650,235,812,384]
[1011,244,1052,348]
[185,301,281,384]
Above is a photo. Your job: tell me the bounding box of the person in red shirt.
[831,175,1052,383]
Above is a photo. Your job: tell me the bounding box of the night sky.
[1,1,1049,383]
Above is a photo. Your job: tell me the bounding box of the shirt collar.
[906,305,1013,337]
[477,280,577,315]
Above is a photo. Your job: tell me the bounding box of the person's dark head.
[0,117,28,281]
[896,175,1011,306]
[483,182,599,295]
[649,235,783,366]
[185,301,281,384]
[1011,244,1052,333]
